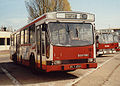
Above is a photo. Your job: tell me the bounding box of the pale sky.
[0,0,120,30]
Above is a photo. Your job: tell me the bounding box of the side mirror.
[42,23,47,31]
[96,35,99,40]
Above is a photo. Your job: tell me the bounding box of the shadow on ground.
[0,62,78,85]
[96,54,114,58]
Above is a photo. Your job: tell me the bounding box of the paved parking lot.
[0,53,120,86]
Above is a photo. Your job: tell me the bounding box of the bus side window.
[14,35,16,46]
[0,38,5,45]
[30,24,35,43]
[46,26,50,58]
[10,35,13,46]
[21,30,24,44]
[12,35,14,46]
[29,27,30,43]
[25,28,29,44]
[37,26,41,54]
[16,32,20,46]
[42,24,47,56]
[13,35,14,46]
[7,38,10,45]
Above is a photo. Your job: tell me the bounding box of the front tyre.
[12,53,17,64]
[98,54,103,57]
[29,54,37,74]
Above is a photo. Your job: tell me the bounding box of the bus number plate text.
[70,65,81,69]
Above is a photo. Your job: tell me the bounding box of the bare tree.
[25,0,71,21]
[0,26,14,32]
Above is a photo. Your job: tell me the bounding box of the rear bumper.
[46,63,97,72]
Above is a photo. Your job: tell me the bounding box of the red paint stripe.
[97,43,118,49]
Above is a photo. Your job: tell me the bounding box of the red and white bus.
[10,11,97,72]
[96,29,118,56]
[109,28,120,51]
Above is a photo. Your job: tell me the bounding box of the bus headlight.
[54,60,61,65]
[88,58,96,63]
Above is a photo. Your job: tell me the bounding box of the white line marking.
[67,54,120,86]
[48,83,56,86]
[1,67,22,86]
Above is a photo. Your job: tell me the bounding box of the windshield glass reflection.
[48,22,93,46]
[98,33,115,43]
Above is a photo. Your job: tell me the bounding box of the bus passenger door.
[16,34,20,61]
[36,25,46,70]
[41,28,46,67]
[36,26,42,69]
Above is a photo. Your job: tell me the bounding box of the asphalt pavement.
[0,53,120,86]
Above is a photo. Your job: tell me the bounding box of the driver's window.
[30,24,35,43]
[59,29,66,44]
[69,25,79,40]
[51,30,59,44]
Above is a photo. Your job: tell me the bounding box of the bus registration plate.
[70,65,81,69]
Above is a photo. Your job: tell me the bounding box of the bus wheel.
[29,54,37,73]
[12,53,17,64]
[20,56,22,63]
[98,54,103,57]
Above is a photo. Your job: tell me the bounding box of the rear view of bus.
[10,11,97,72]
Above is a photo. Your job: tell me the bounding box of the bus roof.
[12,11,95,35]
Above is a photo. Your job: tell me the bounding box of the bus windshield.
[98,33,114,44]
[48,22,93,46]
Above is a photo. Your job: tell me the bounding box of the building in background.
[0,27,12,52]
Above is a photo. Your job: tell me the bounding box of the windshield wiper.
[66,24,70,34]
[76,28,78,37]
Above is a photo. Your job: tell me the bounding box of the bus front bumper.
[97,50,116,55]
[46,63,97,72]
